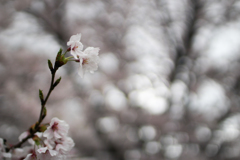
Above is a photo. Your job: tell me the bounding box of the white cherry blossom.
[67,33,84,59]
[37,140,73,160]
[43,117,69,140]
[78,47,100,78]
[53,137,74,154]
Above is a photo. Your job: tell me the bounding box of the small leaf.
[42,107,47,119]
[48,59,53,72]
[53,77,61,88]
[32,135,41,146]
[39,89,44,104]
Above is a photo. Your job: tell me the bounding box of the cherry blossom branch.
[6,49,66,151]
[3,33,100,159]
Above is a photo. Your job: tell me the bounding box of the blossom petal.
[19,131,29,142]
[43,117,69,140]
[78,58,84,78]
[84,47,100,56]
[69,33,81,42]
[37,147,48,154]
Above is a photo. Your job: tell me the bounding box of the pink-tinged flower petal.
[55,137,75,154]
[48,149,58,157]
[67,33,84,59]
[43,128,54,140]
[53,131,62,139]
[77,47,100,78]
[19,131,29,142]
[37,147,60,160]
[71,46,84,59]
[37,147,58,157]
[84,47,100,56]
[37,147,48,154]
[43,117,69,140]
[69,33,81,42]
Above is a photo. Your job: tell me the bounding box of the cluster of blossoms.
[23,117,74,160]
[67,33,100,78]
[0,118,74,160]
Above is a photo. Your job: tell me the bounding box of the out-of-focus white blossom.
[0,138,12,159]
[43,117,69,140]
[39,136,74,154]
[67,33,84,59]
[54,137,74,154]
[43,133,75,155]
[19,131,29,142]
[19,131,43,145]
[12,146,33,159]
[78,47,100,78]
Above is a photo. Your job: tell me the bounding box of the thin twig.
[7,64,58,151]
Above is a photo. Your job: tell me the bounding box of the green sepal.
[39,124,47,132]
[39,89,44,105]
[55,48,68,69]
[53,77,61,88]
[32,135,41,146]
[62,55,68,65]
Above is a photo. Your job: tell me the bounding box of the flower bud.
[32,135,41,146]
[55,49,68,69]
[39,89,44,105]
[53,77,61,89]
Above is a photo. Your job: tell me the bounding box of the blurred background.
[0,0,240,160]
